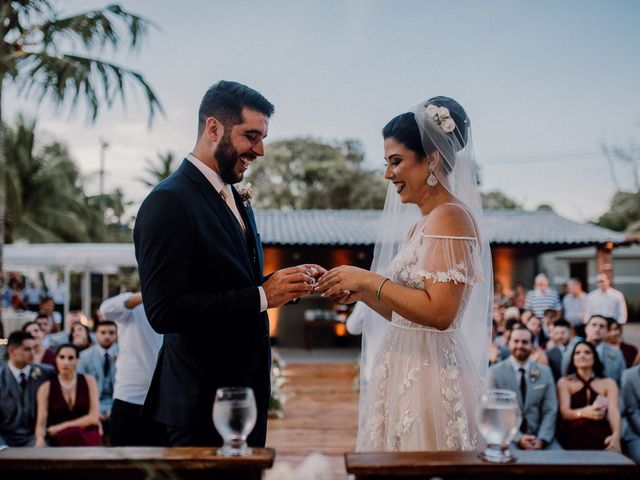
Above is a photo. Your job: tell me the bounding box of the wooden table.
[345,450,639,479]
[0,446,275,480]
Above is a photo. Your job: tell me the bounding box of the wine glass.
[476,389,522,463]
[212,386,257,457]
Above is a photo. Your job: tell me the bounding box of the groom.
[134,80,321,446]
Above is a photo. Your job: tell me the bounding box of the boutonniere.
[31,367,42,380]
[237,183,252,206]
[529,369,540,381]
[607,351,616,360]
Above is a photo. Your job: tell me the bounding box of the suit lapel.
[180,161,254,275]
[233,191,263,282]
[524,365,538,412]
[1,367,20,405]
[92,350,104,388]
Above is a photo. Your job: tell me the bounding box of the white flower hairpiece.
[238,183,253,205]
[426,104,456,133]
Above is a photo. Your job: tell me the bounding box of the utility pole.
[99,138,110,197]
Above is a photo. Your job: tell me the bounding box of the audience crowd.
[490,273,640,462]
[1,272,640,464]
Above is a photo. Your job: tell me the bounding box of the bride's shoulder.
[422,202,476,238]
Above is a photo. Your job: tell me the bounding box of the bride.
[317,97,492,451]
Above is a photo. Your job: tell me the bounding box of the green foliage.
[245,137,387,210]
[3,116,131,243]
[597,191,640,233]
[1,0,162,122]
[137,151,177,188]
[481,190,521,210]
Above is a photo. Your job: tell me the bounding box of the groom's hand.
[263,265,321,308]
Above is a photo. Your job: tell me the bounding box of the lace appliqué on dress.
[440,338,475,450]
[420,261,468,284]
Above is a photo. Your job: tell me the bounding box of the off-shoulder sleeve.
[417,233,485,285]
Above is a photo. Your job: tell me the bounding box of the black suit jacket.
[134,159,270,446]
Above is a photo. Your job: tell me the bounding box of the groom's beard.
[216,133,242,184]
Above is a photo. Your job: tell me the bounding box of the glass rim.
[215,386,255,396]
[481,388,517,399]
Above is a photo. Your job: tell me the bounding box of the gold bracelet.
[376,277,390,301]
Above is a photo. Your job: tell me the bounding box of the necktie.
[19,372,27,391]
[519,367,528,433]
[104,352,111,377]
[220,185,246,233]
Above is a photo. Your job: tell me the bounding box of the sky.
[5,0,640,223]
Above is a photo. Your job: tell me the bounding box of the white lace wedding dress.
[356,214,485,451]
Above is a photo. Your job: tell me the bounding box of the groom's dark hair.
[198,81,275,137]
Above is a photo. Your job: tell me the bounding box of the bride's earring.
[426,165,438,187]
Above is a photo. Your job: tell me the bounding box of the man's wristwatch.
[576,409,584,419]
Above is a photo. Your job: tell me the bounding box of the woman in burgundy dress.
[557,340,621,451]
[35,344,102,446]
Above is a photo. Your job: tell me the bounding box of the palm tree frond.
[16,51,163,123]
[36,3,155,52]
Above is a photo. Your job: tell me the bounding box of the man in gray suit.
[488,327,558,450]
[77,321,118,426]
[621,365,640,464]
[0,331,54,447]
[561,315,625,386]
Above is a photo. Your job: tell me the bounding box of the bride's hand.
[337,290,365,304]
[317,266,374,299]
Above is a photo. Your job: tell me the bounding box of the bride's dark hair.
[382,96,470,169]
[382,112,428,158]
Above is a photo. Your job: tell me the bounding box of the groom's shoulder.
[145,161,192,199]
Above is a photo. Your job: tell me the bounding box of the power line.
[479,147,640,166]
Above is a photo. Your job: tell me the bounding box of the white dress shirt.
[186,153,268,312]
[99,293,161,405]
[585,287,627,324]
[509,357,531,384]
[7,361,32,385]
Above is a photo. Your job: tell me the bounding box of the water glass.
[212,386,257,457]
[476,389,521,463]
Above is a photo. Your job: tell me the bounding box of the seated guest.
[35,344,102,446]
[46,310,92,350]
[557,341,621,451]
[35,312,54,349]
[562,315,625,386]
[488,327,558,450]
[524,316,549,366]
[77,321,118,434]
[491,318,521,365]
[22,320,56,367]
[38,296,62,333]
[606,320,639,368]
[70,322,93,353]
[525,315,547,349]
[0,332,55,446]
[490,320,507,366]
[546,319,572,383]
[621,365,640,463]
[542,308,560,337]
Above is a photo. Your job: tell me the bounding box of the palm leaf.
[16,51,163,123]
[36,3,158,51]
